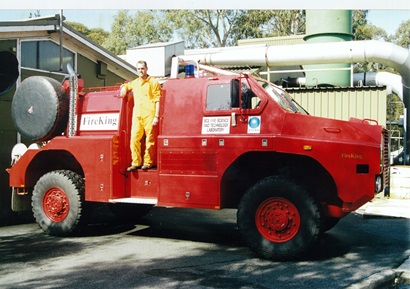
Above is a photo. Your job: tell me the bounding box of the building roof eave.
[0,14,63,28]
[60,25,138,78]
[0,15,138,80]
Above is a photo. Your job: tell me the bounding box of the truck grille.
[382,129,390,188]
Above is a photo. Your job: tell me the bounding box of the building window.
[21,40,75,73]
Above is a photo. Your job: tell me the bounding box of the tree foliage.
[262,10,305,36]
[106,9,408,52]
[87,28,110,46]
[165,10,242,48]
[66,22,89,35]
[352,10,368,40]
[232,10,305,42]
[103,10,172,55]
[65,21,109,46]
[164,10,305,49]
[391,19,410,48]
[101,11,134,55]
[357,24,388,41]
[353,10,388,42]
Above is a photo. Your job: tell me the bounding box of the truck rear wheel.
[237,176,321,260]
[32,170,84,236]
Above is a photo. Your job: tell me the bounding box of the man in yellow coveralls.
[120,60,161,171]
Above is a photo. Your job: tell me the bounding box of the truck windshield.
[260,82,308,115]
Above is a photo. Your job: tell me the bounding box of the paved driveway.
[0,206,409,288]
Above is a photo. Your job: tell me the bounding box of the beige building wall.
[287,87,387,126]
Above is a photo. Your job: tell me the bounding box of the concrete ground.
[353,194,410,289]
[355,197,410,219]
[0,191,408,288]
[1,205,408,289]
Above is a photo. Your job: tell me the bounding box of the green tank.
[304,10,353,87]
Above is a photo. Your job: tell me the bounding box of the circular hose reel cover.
[12,76,69,142]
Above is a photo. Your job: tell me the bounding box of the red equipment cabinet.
[8,69,389,260]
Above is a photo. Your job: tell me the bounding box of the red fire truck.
[7,63,389,260]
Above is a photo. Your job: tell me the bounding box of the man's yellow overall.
[122,76,161,167]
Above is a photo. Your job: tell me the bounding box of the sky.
[0,3,409,36]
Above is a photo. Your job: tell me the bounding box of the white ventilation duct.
[183,40,410,140]
[354,72,403,100]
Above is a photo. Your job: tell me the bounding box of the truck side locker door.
[158,78,221,209]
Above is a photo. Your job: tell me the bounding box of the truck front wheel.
[237,176,321,260]
[32,170,84,236]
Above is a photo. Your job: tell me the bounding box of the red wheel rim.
[42,187,70,222]
[255,197,300,243]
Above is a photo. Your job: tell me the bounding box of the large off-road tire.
[32,170,84,236]
[12,76,69,142]
[237,176,322,260]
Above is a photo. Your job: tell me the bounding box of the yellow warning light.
[303,145,312,151]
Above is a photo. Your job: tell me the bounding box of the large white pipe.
[185,40,409,75]
[184,40,409,91]
[184,40,410,140]
[375,72,404,99]
[354,72,403,100]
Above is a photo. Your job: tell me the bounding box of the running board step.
[109,198,158,205]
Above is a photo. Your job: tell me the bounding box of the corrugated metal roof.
[211,65,261,74]
[285,85,386,92]
[128,41,184,50]
[174,65,260,78]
